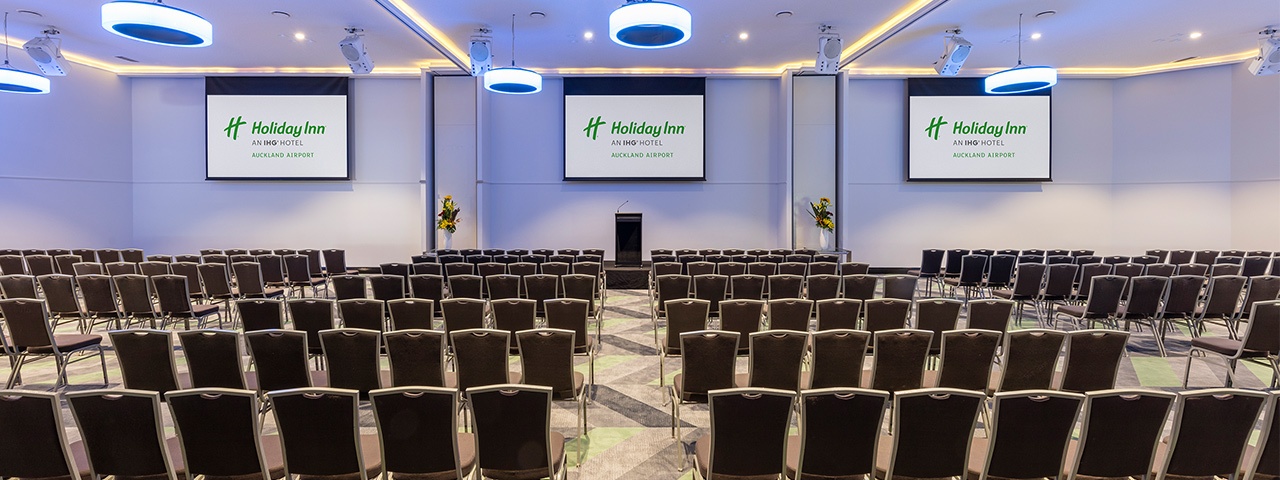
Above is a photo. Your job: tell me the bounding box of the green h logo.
[224,115,247,140]
[925,115,948,140]
[583,115,605,140]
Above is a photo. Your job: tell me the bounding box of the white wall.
[0,65,133,249]
[1228,64,1280,249]
[477,78,786,257]
[130,77,427,265]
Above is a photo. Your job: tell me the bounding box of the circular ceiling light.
[984,65,1057,94]
[101,1,213,47]
[609,1,692,49]
[484,66,542,94]
[0,62,50,94]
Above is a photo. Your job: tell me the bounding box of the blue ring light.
[610,1,692,49]
[102,1,213,47]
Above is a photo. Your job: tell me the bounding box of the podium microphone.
[616,200,629,213]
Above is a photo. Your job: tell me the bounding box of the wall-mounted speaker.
[933,36,972,76]
[816,34,841,74]
[338,30,374,75]
[23,35,69,76]
[1247,37,1280,76]
[470,36,493,76]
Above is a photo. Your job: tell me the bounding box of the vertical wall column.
[791,75,838,251]
[432,76,480,250]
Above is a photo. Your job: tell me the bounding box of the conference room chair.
[0,298,107,389]
[692,274,728,316]
[561,274,601,322]
[369,386,475,480]
[1053,274,1126,330]
[94,248,124,264]
[524,274,559,316]
[1111,262,1145,286]
[941,249,969,278]
[222,248,249,256]
[730,254,755,264]
[1144,249,1170,263]
[840,262,871,275]
[1167,250,1194,265]
[1191,275,1247,337]
[245,330,328,391]
[577,254,603,264]
[109,329,188,396]
[237,298,285,332]
[1183,300,1279,388]
[232,262,285,300]
[386,298,434,331]
[863,298,911,334]
[925,329,1002,392]
[515,328,587,463]
[65,389,185,480]
[559,249,583,256]
[692,388,794,479]
[447,274,483,300]
[720,248,744,257]
[686,261,716,277]
[494,254,520,264]
[549,254,576,264]
[24,255,56,277]
[115,274,162,329]
[1156,275,1208,340]
[467,384,567,479]
[67,248,94,263]
[875,388,985,479]
[445,262,477,279]
[268,388,383,479]
[198,263,239,321]
[907,249,945,296]
[1064,389,1176,480]
[338,298,386,333]
[383,330,452,388]
[248,249,273,256]
[658,297,712,383]
[1241,391,1280,480]
[1242,255,1273,277]
[747,261,777,277]
[200,248,224,256]
[1130,255,1161,265]
[0,255,26,275]
[139,260,172,278]
[1018,254,1045,264]
[706,254,731,264]
[746,249,770,257]
[485,273,521,300]
[408,274,445,316]
[1211,262,1243,276]
[674,248,697,257]
[866,329,932,393]
[651,254,677,264]
[767,298,812,331]
[841,274,877,301]
[319,249,355,276]
[968,391,1084,480]
[1056,330,1130,393]
[541,261,571,277]
[155,274,222,329]
[175,254,202,264]
[1042,249,1067,258]
[53,254,80,276]
[479,248,502,257]
[808,329,870,389]
[965,299,1015,337]
[653,274,692,318]
[286,298,336,359]
[787,387,889,480]
[768,274,804,300]
[1246,250,1274,257]
[1176,262,1210,277]
[412,261,443,276]
[1101,255,1129,265]
[669,330,738,469]
[882,275,918,301]
[319,328,386,396]
[476,261,506,282]
[0,389,91,480]
[440,298,486,338]
[176,329,255,389]
[37,274,86,331]
[164,387,284,480]
[368,274,405,303]
[255,255,289,292]
[295,249,323,279]
[1115,275,1170,348]
[1033,264,1078,325]
[284,254,327,297]
[491,299,536,353]
[814,253,840,264]
[778,261,808,277]
[980,254,1018,296]
[72,262,104,276]
[77,274,123,331]
[807,261,838,276]
[991,329,1065,394]
[719,299,765,353]
[1073,255,1103,266]
[1151,389,1267,480]
[450,329,516,393]
[1144,263,1177,277]
[806,274,841,301]
[729,274,765,300]
[738,330,808,392]
[815,298,860,330]
[943,254,988,301]
[1240,274,1280,319]
[915,298,962,356]
[1193,249,1221,265]
[437,254,466,265]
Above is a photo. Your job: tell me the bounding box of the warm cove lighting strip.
[374,0,470,72]
[840,0,949,67]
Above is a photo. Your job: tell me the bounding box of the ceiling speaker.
[470,36,492,76]
[1247,37,1280,76]
[816,34,841,74]
[23,35,69,76]
[933,36,972,76]
[338,30,374,75]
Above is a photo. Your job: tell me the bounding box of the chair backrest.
[966,299,1014,334]
[544,298,590,350]
[808,262,838,276]
[244,329,314,391]
[165,388,270,480]
[665,298,711,350]
[37,274,82,316]
[719,299,765,351]
[746,330,809,391]
[981,391,1085,480]
[517,328,579,398]
[1011,263,1047,297]
[387,298,434,331]
[523,274,559,310]
[809,329,870,389]
[559,274,596,311]
[885,388,984,479]
[653,261,683,277]
[717,262,747,277]
[935,329,1002,391]
[408,275,445,312]
[322,249,348,274]
[109,329,181,395]
[540,262,570,276]
[369,386,465,479]
[998,329,1066,392]
[486,274,522,300]
[1082,275,1127,316]
[882,275,918,300]
[1246,391,1280,479]
[806,274,841,301]
[230,262,267,297]
[915,298,962,350]
[0,255,26,275]
[0,299,56,349]
[864,298,911,333]
[1042,264,1079,297]
[19,255,53,277]
[79,273,122,316]
[1202,275,1247,317]
[412,262,443,276]
[66,389,177,480]
[1122,275,1169,319]
[338,298,385,332]
[985,255,1018,287]
[869,329,932,392]
[748,261,777,276]
[0,390,81,479]
[1167,250,1194,265]
[767,298,812,331]
[55,254,82,275]
[153,274,195,315]
[1242,256,1273,277]
[237,298,285,332]
[729,274,765,300]
[816,298,861,330]
[688,261,718,277]
[704,388,795,478]
[693,274,729,311]
[957,255,988,284]
[320,328,383,393]
[383,329,447,387]
[777,262,807,277]
[1113,262,1145,279]
[450,329,511,391]
[1177,263,1210,276]
[369,274,406,301]
[656,274,692,310]
[794,388,888,478]
[287,298,336,347]
[676,330,739,400]
[1162,275,1208,317]
[1145,263,1177,277]
[1193,250,1220,265]
[943,249,969,275]
[1071,389,1176,480]
[104,261,138,276]
[917,249,944,276]
[467,385,557,479]
[268,388,370,479]
[176,329,247,389]
[841,262,871,275]
[1158,389,1268,479]
[0,274,38,299]
[197,263,233,298]
[301,250,323,277]
[491,298,537,337]
[441,298,486,334]
[1240,300,1280,354]
[283,255,313,283]
[1243,276,1280,317]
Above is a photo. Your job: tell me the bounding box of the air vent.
[1172,56,1198,63]
[115,55,140,63]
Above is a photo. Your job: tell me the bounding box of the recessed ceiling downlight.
[101,1,213,47]
[610,0,692,49]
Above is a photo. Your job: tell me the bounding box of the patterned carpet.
[9,287,1277,480]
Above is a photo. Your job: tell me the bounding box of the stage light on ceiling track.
[1,12,50,94]
[485,14,541,94]
[609,0,691,49]
[101,0,212,47]
[24,28,70,76]
[933,29,971,76]
[985,13,1056,94]
[339,27,374,74]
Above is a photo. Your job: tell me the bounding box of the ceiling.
[1,0,1277,77]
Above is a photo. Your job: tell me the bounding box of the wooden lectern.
[615,213,642,267]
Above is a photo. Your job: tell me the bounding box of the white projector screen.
[206,77,350,180]
[907,78,1051,181]
[563,77,705,181]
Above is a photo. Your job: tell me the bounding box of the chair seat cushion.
[193,304,220,317]
[480,432,564,480]
[1055,304,1086,318]
[1190,337,1265,357]
[389,433,476,480]
[29,334,103,354]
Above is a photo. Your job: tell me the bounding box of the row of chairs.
[684,386,1279,480]
[431,247,604,257]
[652,260,870,279]
[916,248,1278,289]
[0,382,577,480]
[653,253,846,266]
[415,253,604,267]
[651,274,919,320]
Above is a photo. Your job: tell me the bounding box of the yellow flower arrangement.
[809,197,834,232]
[437,195,461,233]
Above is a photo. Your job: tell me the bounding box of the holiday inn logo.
[224,115,247,140]
[925,115,1028,140]
[925,115,949,140]
[222,116,328,140]
[581,115,687,140]
[583,115,606,140]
